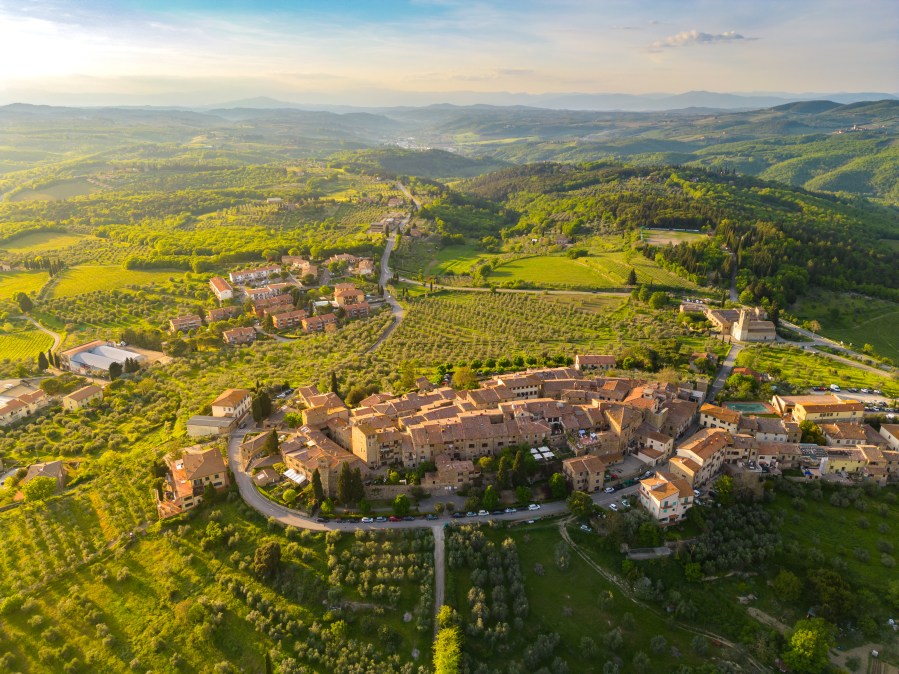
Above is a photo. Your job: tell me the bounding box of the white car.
[693,489,701,497]
[579,524,592,532]
[608,504,619,512]
[361,517,373,523]
[477,509,489,516]
[603,487,615,493]
[528,503,541,511]
[620,499,630,507]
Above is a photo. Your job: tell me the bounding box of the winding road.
[23,315,61,352]
[366,227,405,354]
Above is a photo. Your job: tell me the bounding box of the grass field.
[736,345,899,397]
[488,252,697,290]
[0,270,49,300]
[50,266,186,298]
[9,177,100,201]
[644,230,707,246]
[0,322,53,361]
[790,289,899,362]
[1,231,87,253]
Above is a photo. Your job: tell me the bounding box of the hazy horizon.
[1,0,896,108]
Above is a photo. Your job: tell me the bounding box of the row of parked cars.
[451,504,541,519]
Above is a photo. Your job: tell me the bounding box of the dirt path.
[746,607,789,634]
[432,523,445,636]
[367,229,405,354]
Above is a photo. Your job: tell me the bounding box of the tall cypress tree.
[37,352,48,371]
[311,469,325,504]
[337,462,351,504]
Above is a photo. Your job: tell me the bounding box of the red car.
[388,516,401,522]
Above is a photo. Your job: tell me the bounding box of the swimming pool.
[723,401,774,414]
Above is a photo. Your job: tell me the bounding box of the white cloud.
[649,29,756,51]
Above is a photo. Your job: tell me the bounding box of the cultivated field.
[0,323,53,362]
[49,266,186,298]
[1,231,87,253]
[644,229,707,246]
[0,270,49,300]
[8,177,100,202]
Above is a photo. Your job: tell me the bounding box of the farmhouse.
[732,308,777,342]
[169,315,203,333]
[228,265,280,284]
[574,354,616,372]
[59,340,146,376]
[156,445,230,518]
[62,385,104,411]
[223,327,256,345]
[208,276,233,302]
[21,460,67,492]
[211,388,252,418]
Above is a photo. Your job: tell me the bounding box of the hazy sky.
[0,0,896,105]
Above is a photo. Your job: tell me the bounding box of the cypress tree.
[337,462,352,505]
[311,469,325,504]
[37,352,48,371]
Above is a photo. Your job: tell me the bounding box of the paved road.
[708,342,743,401]
[396,182,421,211]
[22,315,61,352]
[367,229,405,354]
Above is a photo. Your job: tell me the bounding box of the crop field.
[736,345,899,397]
[644,229,707,246]
[9,177,100,201]
[50,266,186,298]
[0,270,49,300]
[0,322,53,361]
[1,231,88,253]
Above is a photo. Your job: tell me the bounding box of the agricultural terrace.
[0,270,49,300]
[0,231,88,253]
[446,523,723,673]
[49,266,188,299]
[736,345,899,397]
[0,321,54,362]
[789,289,899,362]
[378,290,722,375]
[0,500,429,674]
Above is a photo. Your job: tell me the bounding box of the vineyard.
[50,266,187,298]
[0,323,53,361]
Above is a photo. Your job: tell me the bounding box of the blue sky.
[0,0,896,105]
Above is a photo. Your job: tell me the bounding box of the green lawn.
[0,322,53,361]
[50,266,186,298]
[737,345,899,397]
[1,231,88,253]
[0,270,49,300]
[790,289,899,362]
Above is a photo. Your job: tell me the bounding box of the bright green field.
[0,270,49,300]
[644,230,707,246]
[1,231,87,253]
[737,345,899,397]
[9,177,100,202]
[0,323,53,361]
[50,266,185,298]
[489,253,696,290]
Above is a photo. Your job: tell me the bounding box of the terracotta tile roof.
[66,384,103,402]
[211,388,250,409]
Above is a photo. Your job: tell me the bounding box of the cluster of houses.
[681,303,777,343]
[1,378,107,429]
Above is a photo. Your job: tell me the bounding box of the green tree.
[684,562,703,583]
[648,291,669,310]
[514,485,531,504]
[713,474,734,505]
[782,618,835,674]
[627,268,637,285]
[481,485,499,511]
[252,541,281,578]
[108,361,123,380]
[22,476,58,501]
[512,449,527,487]
[888,579,899,611]
[549,472,568,499]
[397,361,417,391]
[772,569,802,603]
[337,462,352,505]
[14,292,33,312]
[566,490,593,518]
[311,469,324,505]
[282,489,297,505]
[496,455,510,490]
[330,371,339,395]
[351,467,365,504]
[36,351,48,371]
[451,366,478,390]
[808,569,855,622]
[799,420,826,445]
[433,626,462,674]
[392,494,411,516]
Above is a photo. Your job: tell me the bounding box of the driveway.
[709,343,743,401]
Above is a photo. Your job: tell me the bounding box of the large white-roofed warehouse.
[59,340,146,376]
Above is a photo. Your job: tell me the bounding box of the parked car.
[693,489,702,497]
[603,487,615,493]
[403,516,415,521]
[528,503,541,511]
[425,514,438,520]
[316,517,327,523]
[465,511,477,517]
[477,509,489,516]
[375,516,387,523]
[504,507,517,514]
[388,516,401,522]
[490,510,503,515]
[609,504,619,512]
[620,498,630,507]
[579,524,592,532]
[361,517,374,523]
[451,512,465,518]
